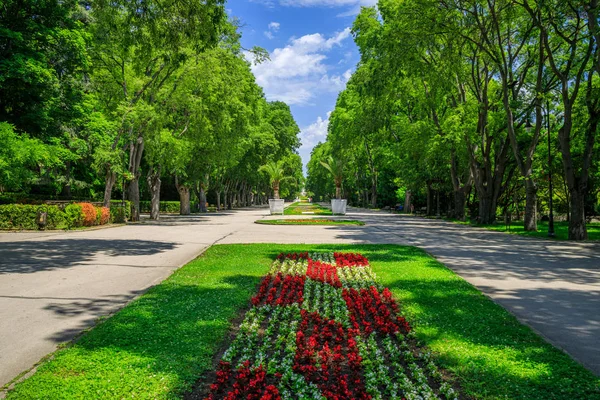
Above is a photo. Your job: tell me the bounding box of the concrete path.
[1,207,599,388]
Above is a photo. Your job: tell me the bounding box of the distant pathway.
[1,207,598,388]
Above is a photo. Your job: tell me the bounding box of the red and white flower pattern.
[204,252,458,400]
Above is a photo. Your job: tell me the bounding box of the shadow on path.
[0,239,179,274]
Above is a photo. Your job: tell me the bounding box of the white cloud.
[301,112,331,150]
[264,21,281,39]
[250,29,353,105]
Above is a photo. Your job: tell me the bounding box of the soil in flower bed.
[190,252,462,400]
[255,219,364,226]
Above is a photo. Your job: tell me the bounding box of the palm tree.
[320,156,344,199]
[259,161,293,200]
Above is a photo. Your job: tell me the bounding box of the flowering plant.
[203,252,459,400]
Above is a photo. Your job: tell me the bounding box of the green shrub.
[110,206,127,223]
[0,204,68,230]
[64,204,84,229]
[43,205,67,229]
[0,204,37,229]
[110,200,131,220]
[139,201,180,213]
[0,193,19,205]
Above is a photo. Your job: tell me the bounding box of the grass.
[6,244,600,399]
[449,219,600,241]
[255,218,364,226]
[284,202,333,215]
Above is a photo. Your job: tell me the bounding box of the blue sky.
[226,0,376,170]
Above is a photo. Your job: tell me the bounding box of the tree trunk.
[426,182,433,216]
[198,186,207,212]
[179,187,191,215]
[103,168,117,208]
[436,190,440,217]
[478,194,498,224]
[404,190,412,214]
[147,166,161,220]
[273,184,280,200]
[524,178,538,231]
[128,176,140,221]
[569,188,587,240]
[371,179,377,208]
[215,190,221,210]
[453,189,467,221]
[127,136,144,222]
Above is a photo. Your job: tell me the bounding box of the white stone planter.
[331,199,347,215]
[268,199,285,215]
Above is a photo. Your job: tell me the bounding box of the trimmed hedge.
[139,201,180,213]
[0,203,110,230]
[109,200,131,223]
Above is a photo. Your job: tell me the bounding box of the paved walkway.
[1,207,599,387]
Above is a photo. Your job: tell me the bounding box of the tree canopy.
[307,0,600,240]
[0,0,303,219]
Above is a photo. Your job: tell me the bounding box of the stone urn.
[331,199,347,215]
[268,199,285,215]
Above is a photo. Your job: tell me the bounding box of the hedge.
[110,200,131,223]
[0,203,111,230]
[139,201,180,213]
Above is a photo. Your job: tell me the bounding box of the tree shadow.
[333,214,600,286]
[0,239,178,274]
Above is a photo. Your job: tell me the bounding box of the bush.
[99,207,110,225]
[78,203,97,226]
[110,206,127,223]
[0,193,19,205]
[0,202,110,230]
[110,200,131,221]
[64,204,84,229]
[139,201,180,213]
[0,204,68,230]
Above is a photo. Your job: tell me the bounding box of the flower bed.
[255,219,364,226]
[284,202,333,216]
[203,252,459,400]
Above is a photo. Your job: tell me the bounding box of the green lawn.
[255,218,364,226]
[284,202,333,215]
[451,220,600,241]
[6,244,599,399]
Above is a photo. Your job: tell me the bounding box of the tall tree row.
[0,0,303,219]
[307,0,600,240]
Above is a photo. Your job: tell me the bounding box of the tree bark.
[147,166,161,220]
[569,188,588,240]
[198,186,207,212]
[215,190,221,210]
[127,136,144,222]
[179,187,190,215]
[103,168,117,208]
[404,190,412,214]
[524,178,537,231]
[454,190,467,220]
[335,185,341,200]
[128,175,140,221]
[426,182,433,216]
